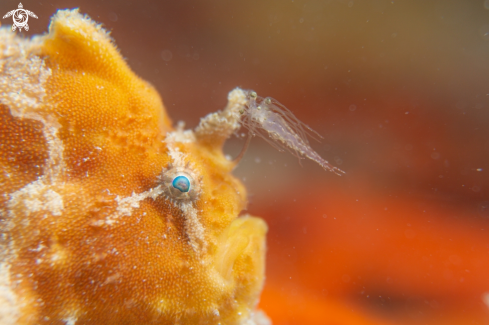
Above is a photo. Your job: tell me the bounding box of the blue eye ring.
[172,175,190,193]
[159,165,202,203]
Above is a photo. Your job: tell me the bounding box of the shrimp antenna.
[232,132,252,164]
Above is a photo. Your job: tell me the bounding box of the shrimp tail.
[241,89,345,176]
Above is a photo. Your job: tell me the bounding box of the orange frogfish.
[0,9,269,325]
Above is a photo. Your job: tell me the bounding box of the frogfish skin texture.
[0,9,269,325]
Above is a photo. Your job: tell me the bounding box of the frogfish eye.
[159,166,201,203]
[172,175,190,193]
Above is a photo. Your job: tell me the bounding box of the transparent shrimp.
[236,90,345,176]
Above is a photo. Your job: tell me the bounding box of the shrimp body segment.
[241,91,345,176]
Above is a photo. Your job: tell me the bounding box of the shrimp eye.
[250,91,258,98]
[264,97,272,105]
[172,175,190,193]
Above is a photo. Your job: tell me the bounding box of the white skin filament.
[237,90,345,176]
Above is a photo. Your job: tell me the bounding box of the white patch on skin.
[0,263,20,325]
[165,131,189,167]
[167,123,196,144]
[0,28,50,116]
[42,189,64,216]
[5,117,67,222]
[1,25,67,322]
[237,309,272,325]
[6,117,66,220]
[251,310,272,325]
[8,182,64,217]
[102,272,122,285]
[53,9,112,46]
[114,185,165,217]
[63,315,78,325]
[1,25,67,221]
[41,121,65,181]
[180,202,206,252]
[167,146,186,169]
[0,26,65,181]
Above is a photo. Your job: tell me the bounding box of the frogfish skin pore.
[0,9,270,325]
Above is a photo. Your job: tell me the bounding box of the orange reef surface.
[0,9,268,325]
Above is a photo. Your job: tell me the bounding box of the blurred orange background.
[3,0,489,323]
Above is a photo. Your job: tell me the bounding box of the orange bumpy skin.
[0,9,269,325]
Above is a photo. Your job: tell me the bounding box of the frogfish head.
[0,9,268,325]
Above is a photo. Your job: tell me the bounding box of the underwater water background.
[2,0,489,323]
